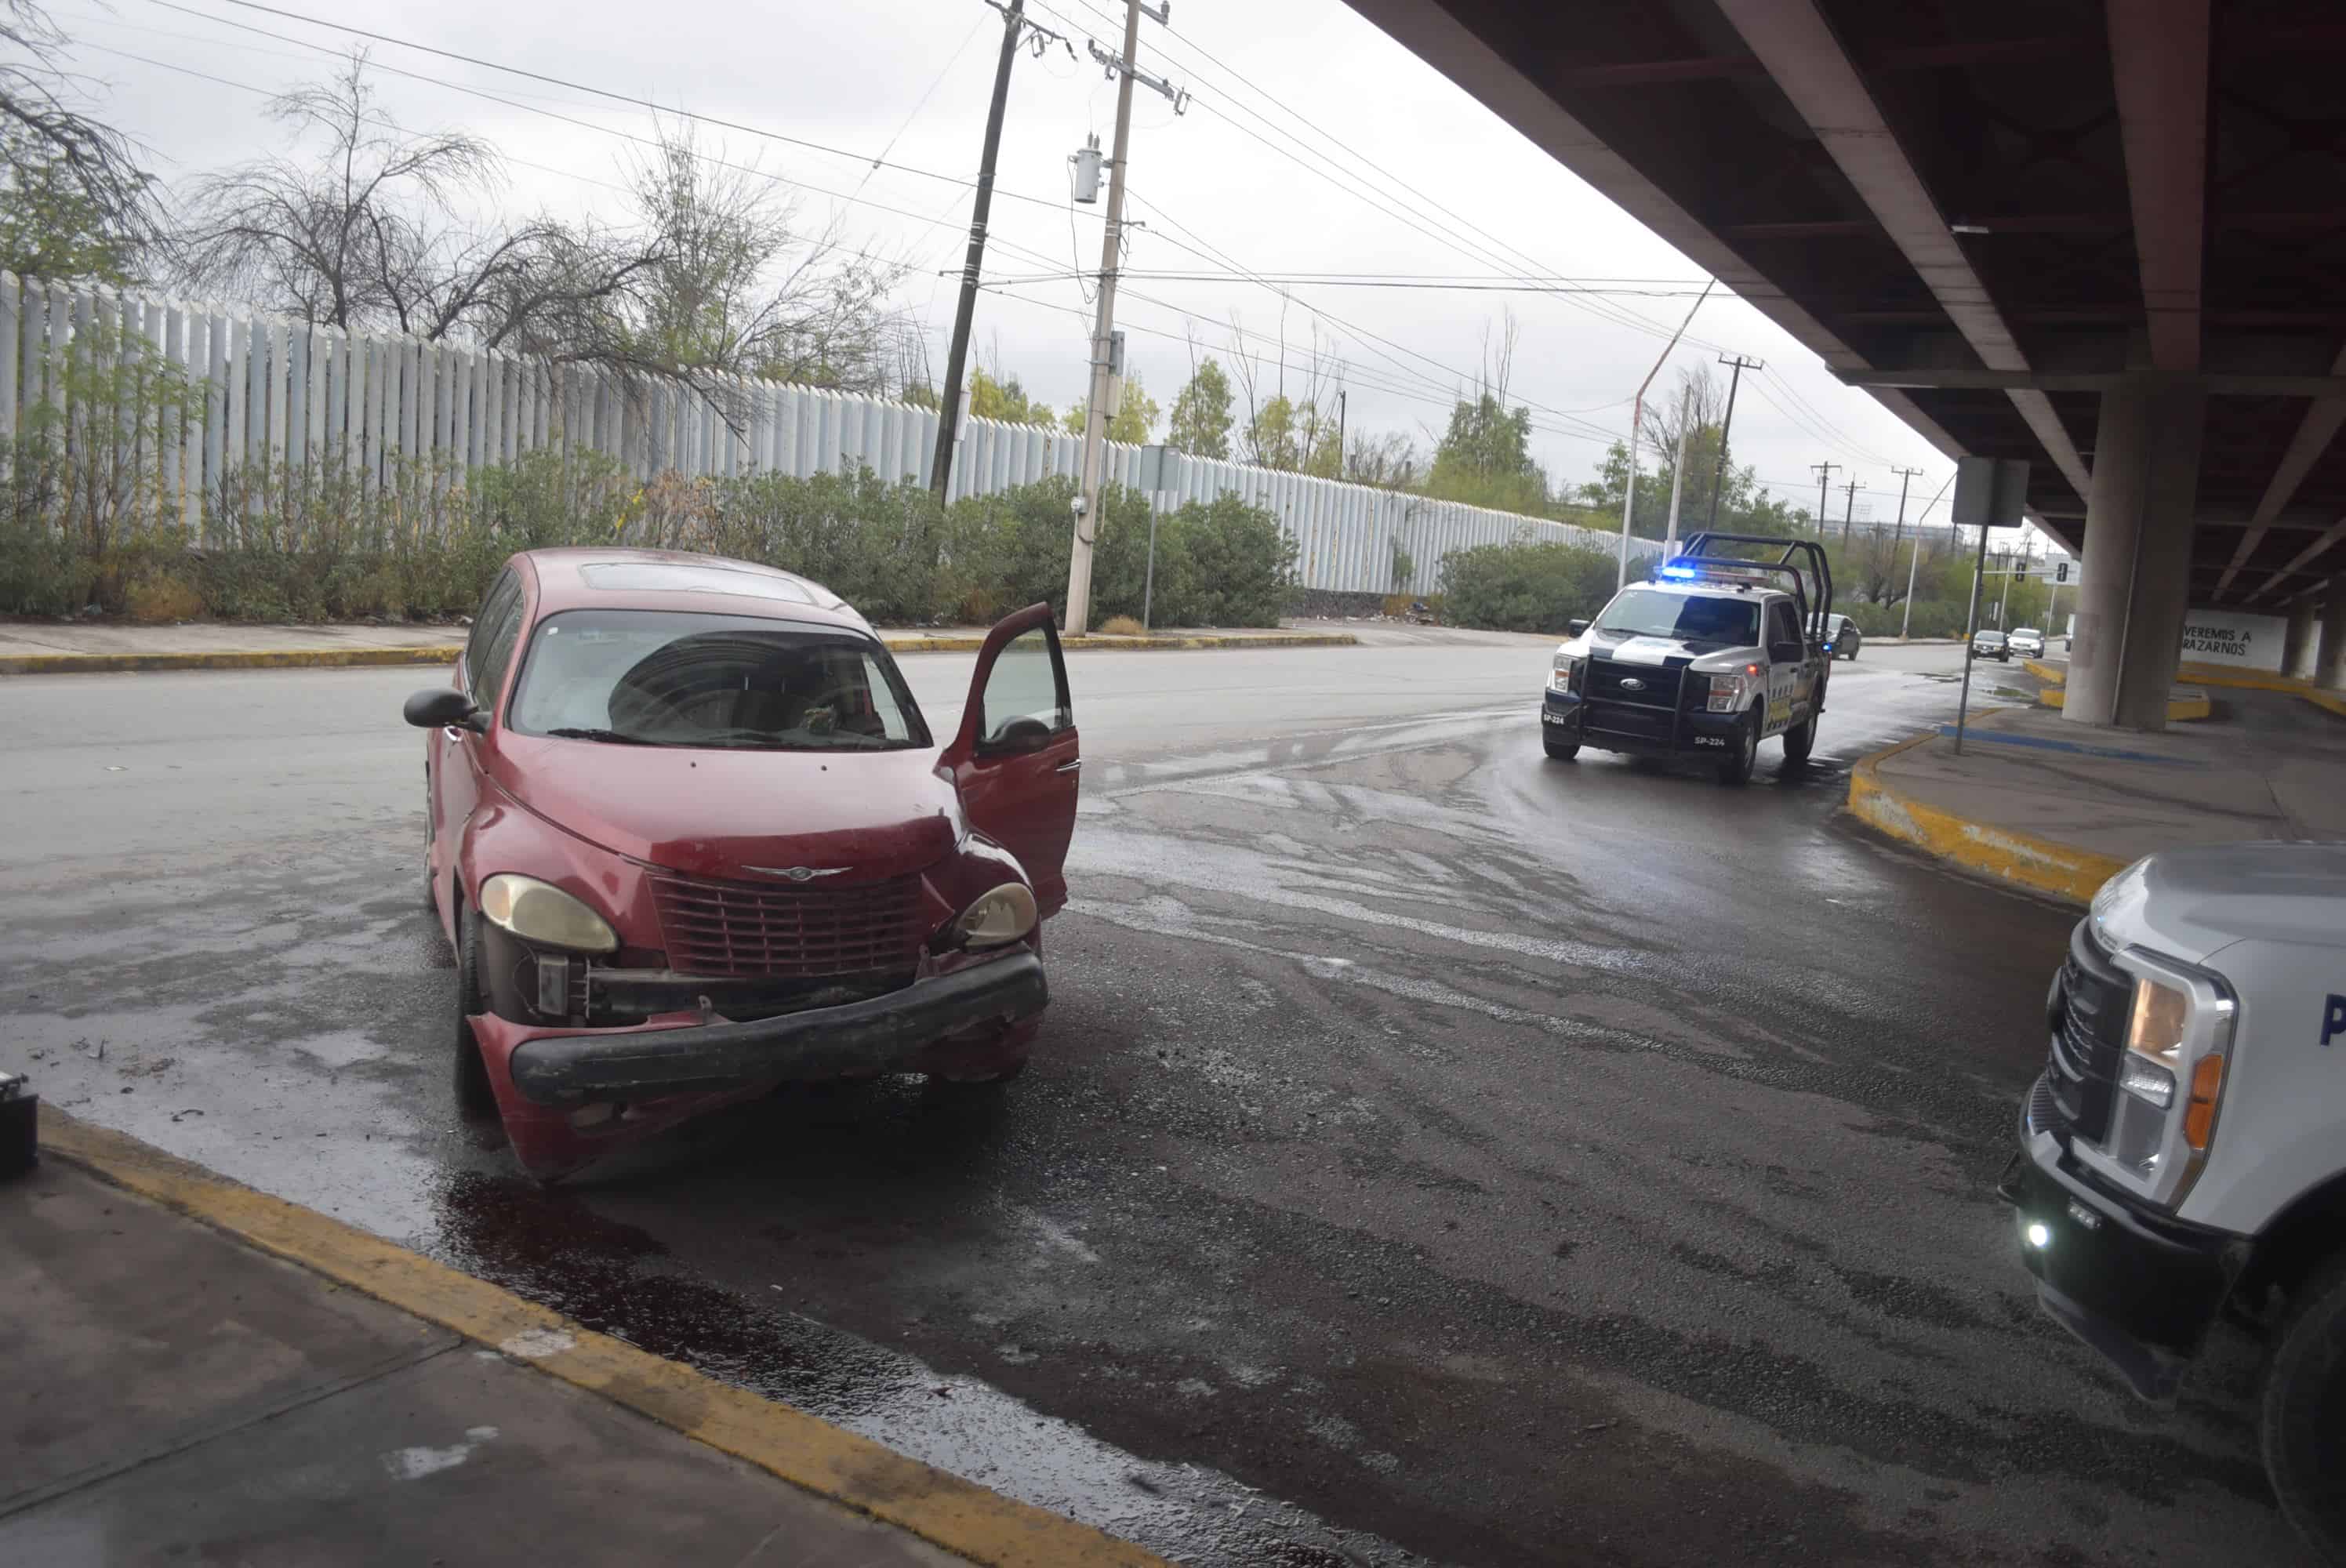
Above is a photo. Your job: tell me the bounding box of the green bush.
[0,446,1298,629]
[1437,536,1652,633]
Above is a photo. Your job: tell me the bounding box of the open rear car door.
[942,604,1080,916]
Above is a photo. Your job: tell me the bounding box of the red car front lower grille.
[649,873,926,979]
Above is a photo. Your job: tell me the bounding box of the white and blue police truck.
[2003,843,2346,1562]
[1540,534,1835,786]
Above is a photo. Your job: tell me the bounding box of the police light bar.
[1661,557,1775,588]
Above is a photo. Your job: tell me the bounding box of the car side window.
[1766,601,1800,652]
[474,590,528,713]
[981,627,1071,745]
[465,572,520,696]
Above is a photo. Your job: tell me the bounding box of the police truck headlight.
[2086,951,2237,1206]
[1705,665,1760,713]
[1549,655,1582,693]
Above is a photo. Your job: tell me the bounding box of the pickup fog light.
[478,873,619,954]
[955,883,1037,949]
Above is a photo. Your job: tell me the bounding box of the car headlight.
[954,884,1037,949]
[2082,948,2235,1207]
[1705,664,1760,713]
[478,873,619,953]
[1549,654,1582,693]
[2123,972,2225,1150]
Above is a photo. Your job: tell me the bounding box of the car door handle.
[1055,759,1082,774]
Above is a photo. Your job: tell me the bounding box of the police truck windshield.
[1593,590,1761,648]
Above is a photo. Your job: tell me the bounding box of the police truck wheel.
[452,907,500,1123]
[1542,739,1580,761]
[1781,710,1817,765]
[1717,709,1760,786]
[2261,1250,2346,1562]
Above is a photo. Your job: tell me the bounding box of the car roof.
[514,548,873,633]
[1630,579,1789,602]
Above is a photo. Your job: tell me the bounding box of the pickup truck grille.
[651,873,927,979]
[2047,918,2129,1144]
[1582,658,1690,744]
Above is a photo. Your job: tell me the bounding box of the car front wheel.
[452,906,500,1123]
[1717,707,1760,786]
[2263,1250,2346,1563]
[1543,737,1580,761]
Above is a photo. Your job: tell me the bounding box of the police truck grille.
[2047,918,2130,1145]
[651,873,926,979]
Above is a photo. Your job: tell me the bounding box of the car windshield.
[1592,588,1760,648]
[507,609,931,750]
[1978,631,2006,644]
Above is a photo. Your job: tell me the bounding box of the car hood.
[1557,632,1760,670]
[489,735,962,884]
[2091,842,2346,964]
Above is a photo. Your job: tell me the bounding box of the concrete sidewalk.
[0,618,1359,674]
[1848,684,2346,902]
[5,1111,1163,1568]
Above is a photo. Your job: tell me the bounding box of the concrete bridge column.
[2282,597,2317,680]
[2318,575,2346,691]
[2062,374,2206,731]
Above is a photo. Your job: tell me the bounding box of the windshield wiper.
[542,726,662,746]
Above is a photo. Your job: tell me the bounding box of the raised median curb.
[0,628,1360,675]
[1845,731,2129,906]
[0,644,468,676]
[38,1107,1171,1568]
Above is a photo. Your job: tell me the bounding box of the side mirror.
[977,715,1054,757]
[404,688,485,731]
[1566,618,1590,637]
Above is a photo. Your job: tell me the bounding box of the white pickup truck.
[2003,843,2346,1561]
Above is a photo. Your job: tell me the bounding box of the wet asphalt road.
[0,637,2312,1567]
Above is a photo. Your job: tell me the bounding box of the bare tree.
[1226,303,1342,474]
[0,0,158,263]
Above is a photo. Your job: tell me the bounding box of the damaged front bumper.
[488,950,1049,1107]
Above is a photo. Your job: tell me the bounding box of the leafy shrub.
[1439,536,1648,633]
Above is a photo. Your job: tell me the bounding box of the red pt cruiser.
[404,549,1079,1179]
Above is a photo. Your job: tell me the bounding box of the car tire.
[1717,707,1760,786]
[2261,1249,2346,1563]
[453,906,500,1123]
[1781,707,1817,764]
[1542,738,1581,761]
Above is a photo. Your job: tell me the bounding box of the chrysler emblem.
[746,865,849,882]
[1620,677,1646,691]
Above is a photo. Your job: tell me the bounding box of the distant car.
[1973,629,2010,661]
[1823,613,1862,661]
[405,548,1078,1180]
[2009,627,2045,658]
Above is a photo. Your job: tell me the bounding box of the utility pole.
[1336,388,1346,477]
[1066,0,1182,635]
[1663,424,1690,556]
[1900,469,1952,642]
[1840,477,1864,540]
[1705,354,1761,531]
[1998,548,2014,626]
[1888,464,1923,545]
[931,0,1067,503]
[1615,280,1713,590]
[1811,462,1839,538]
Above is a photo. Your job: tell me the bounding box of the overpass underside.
[1346,0,2346,728]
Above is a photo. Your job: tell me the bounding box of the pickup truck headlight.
[1704,664,1760,713]
[1549,654,1582,693]
[2086,950,2235,1205]
[478,873,619,954]
[955,884,1037,949]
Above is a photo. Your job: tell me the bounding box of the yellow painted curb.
[2,630,1361,674]
[38,1108,1170,1568]
[2021,659,2209,722]
[1845,731,2128,906]
[0,644,465,676]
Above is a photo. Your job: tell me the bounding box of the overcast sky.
[57,0,1972,527]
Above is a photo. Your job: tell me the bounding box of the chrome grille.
[2048,919,2128,1143]
[651,873,925,979]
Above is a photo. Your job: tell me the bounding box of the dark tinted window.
[465,571,521,696]
[508,610,930,751]
[1766,601,1801,649]
[1594,589,1759,648]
